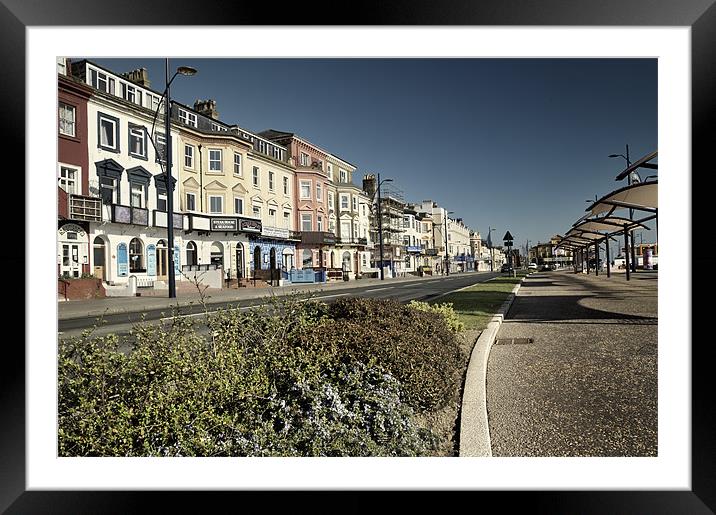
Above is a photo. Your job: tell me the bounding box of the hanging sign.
[174,244,181,274]
[146,244,156,276]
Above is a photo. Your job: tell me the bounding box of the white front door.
[61,243,81,278]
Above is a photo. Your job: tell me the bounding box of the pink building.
[259,130,335,270]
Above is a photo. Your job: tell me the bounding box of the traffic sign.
[503,231,513,241]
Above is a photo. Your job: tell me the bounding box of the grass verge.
[431,272,529,331]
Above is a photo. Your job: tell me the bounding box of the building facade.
[259,130,336,273]
[70,59,186,287]
[57,68,97,279]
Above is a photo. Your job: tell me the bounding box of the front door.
[156,247,168,280]
[236,246,244,280]
[61,243,81,278]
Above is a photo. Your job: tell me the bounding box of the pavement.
[482,269,658,457]
[58,271,471,320]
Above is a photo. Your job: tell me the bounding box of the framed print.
[7,0,714,512]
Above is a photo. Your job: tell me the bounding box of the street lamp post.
[147,59,197,298]
[443,210,454,276]
[376,174,393,280]
[488,227,495,271]
[609,145,638,273]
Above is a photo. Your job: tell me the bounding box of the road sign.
[503,231,513,241]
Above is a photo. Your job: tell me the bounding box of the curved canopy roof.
[572,216,650,233]
[585,181,658,217]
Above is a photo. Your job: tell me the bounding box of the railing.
[69,194,102,222]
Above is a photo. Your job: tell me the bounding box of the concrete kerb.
[458,275,526,457]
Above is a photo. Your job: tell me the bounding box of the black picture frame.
[7,1,712,512]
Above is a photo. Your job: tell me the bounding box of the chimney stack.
[194,99,219,120]
[363,174,377,197]
[122,68,151,88]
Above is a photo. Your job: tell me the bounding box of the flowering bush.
[58,296,444,456]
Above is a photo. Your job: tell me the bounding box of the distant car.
[500,264,514,273]
[528,263,538,270]
[540,264,555,271]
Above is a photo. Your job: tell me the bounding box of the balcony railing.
[68,193,102,222]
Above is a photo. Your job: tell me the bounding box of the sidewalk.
[57,271,476,320]
[484,269,657,456]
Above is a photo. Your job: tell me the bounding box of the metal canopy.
[615,150,658,181]
[585,181,658,217]
[572,216,650,233]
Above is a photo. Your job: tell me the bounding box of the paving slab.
[486,270,658,457]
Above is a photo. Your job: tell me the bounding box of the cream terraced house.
[327,154,372,279]
[174,100,297,281]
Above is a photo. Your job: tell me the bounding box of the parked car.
[500,263,514,273]
[528,263,538,270]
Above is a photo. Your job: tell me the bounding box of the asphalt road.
[58,271,501,339]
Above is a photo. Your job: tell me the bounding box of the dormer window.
[89,67,115,95]
[178,108,198,128]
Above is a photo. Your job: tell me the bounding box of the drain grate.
[494,337,533,345]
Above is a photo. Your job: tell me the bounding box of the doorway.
[156,240,168,281]
[92,236,106,280]
[235,244,244,280]
[61,243,81,278]
[253,246,262,273]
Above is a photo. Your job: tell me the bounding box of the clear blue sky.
[87,57,657,252]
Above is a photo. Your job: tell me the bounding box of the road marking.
[365,287,391,292]
[160,305,252,321]
[312,293,349,300]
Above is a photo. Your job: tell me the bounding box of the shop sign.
[262,226,289,239]
[240,219,262,233]
[211,218,238,231]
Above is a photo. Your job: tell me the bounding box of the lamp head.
[177,66,198,76]
[608,154,621,158]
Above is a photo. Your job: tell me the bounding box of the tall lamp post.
[148,59,197,298]
[376,174,393,280]
[609,145,639,273]
[443,210,454,275]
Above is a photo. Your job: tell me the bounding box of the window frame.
[128,124,147,159]
[185,192,196,212]
[301,213,313,232]
[209,195,224,214]
[130,182,145,209]
[233,152,242,176]
[208,148,222,172]
[300,180,312,200]
[283,176,289,195]
[97,112,120,153]
[58,102,76,137]
[268,171,274,191]
[184,144,194,169]
[316,183,322,201]
[58,164,80,195]
[178,108,198,128]
[252,166,260,188]
[234,196,244,215]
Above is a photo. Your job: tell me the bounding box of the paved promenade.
[486,269,658,456]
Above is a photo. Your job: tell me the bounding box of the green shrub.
[407,300,465,333]
[294,298,464,412]
[58,297,437,457]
